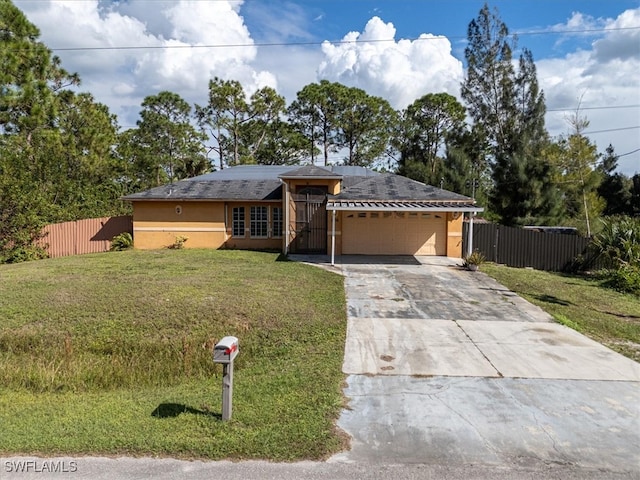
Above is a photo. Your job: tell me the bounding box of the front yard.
[0,250,348,460]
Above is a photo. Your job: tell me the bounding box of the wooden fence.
[463,222,595,272]
[39,216,133,258]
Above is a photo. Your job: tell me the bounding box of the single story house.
[122,165,483,262]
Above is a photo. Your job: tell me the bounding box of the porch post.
[282,180,290,255]
[467,211,474,257]
[331,209,336,266]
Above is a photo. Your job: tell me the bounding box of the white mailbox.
[213,336,239,364]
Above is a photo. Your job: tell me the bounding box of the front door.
[292,187,327,254]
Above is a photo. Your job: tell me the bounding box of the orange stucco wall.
[132,201,227,249]
[132,200,284,251]
[446,212,464,258]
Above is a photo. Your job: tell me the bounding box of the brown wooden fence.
[463,222,595,272]
[39,216,133,258]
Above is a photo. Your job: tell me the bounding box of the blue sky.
[14,0,640,174]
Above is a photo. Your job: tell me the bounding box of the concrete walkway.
[330,256,640,475]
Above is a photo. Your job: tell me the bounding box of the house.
[122,165,483,262]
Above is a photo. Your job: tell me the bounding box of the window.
[272,207,283,238]
[250,206,268,238]
[232,207,245,237]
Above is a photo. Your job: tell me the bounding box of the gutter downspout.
[331,209,336,266]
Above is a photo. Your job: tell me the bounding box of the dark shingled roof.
[278,165,342,178]
[122,165,475,204]
[333,173,471,202]
[122,179,282,201]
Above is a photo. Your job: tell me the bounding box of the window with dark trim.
[272,207,283,238]
[232,207,245,237]
[250,206,268,238]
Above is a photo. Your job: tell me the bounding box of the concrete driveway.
[329,256,640,475]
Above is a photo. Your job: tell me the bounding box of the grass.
[481,263,640,362]
[0,249,348,460]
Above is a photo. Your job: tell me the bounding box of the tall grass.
[0,249,346,393]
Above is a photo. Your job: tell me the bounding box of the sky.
[12,0,640,175]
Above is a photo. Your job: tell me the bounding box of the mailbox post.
[213,336,239,421]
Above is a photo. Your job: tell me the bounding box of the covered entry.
[291,187,328,254]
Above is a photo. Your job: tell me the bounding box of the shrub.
[590,216,640,268]
[168,235,188,249]
[604,265,640,296]
[110,232,133,251]
[463,250,486,267]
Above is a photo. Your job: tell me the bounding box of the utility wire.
[39,25,640,52]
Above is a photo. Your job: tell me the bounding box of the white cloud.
[538,8,640,175]
[317,17,463,109]
[15,0,276,127]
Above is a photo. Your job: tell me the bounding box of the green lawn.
[0,250,348,460]
[482,263,640,362]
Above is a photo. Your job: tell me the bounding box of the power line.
[40,26,640,52]
[548,105,640,112]
[583,125,640,134]
[617,148,640,157]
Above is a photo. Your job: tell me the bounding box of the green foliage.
[598,145,634,216]
[463,250,486,269]
[462,5,562,225]
[603,265,640,296]
[396,93,467,186]
[590,216,640,268]
[110,232,133,251]
[133,91,209,185]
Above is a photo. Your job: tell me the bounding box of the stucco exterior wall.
[446,212,464,258]
[132,201,226,250]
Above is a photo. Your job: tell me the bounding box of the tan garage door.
[342,211,447,255]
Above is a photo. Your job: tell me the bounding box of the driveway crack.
[455,321,503,377]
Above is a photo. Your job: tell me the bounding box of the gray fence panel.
[463,222,594,272]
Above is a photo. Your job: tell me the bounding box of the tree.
[196,78,287,167]
[135,91,208,185]
[288,80,343,166]
[597,144,633,216]
[335,86,396,167]
[552,109,604,236]
[196,77,247,169]
[396,93,467,186]
[461,4,561,225]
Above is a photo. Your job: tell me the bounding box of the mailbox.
[213,336,239,364]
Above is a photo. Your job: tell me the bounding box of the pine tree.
[461,4,561,225]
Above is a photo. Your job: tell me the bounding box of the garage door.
[342,211,447,255]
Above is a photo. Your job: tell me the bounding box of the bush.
[110,232,133,251]
[604,265,640,296]
[168,235,188,249]
[590,216,640,268]
[1,245,48,264]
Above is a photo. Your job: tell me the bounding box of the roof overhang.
[327,200,484,213]
[124,197,282,203]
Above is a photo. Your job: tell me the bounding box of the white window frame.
[232,207,245,237]
[272,206,283,238]
[250,206,269,238]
